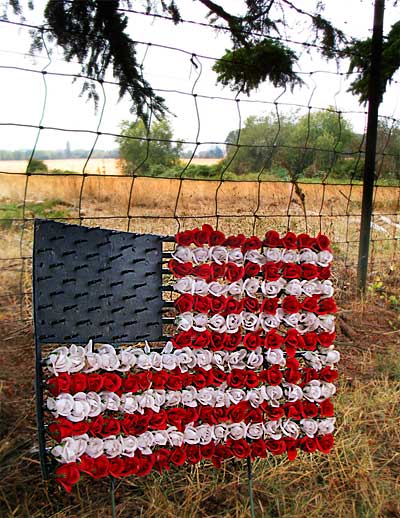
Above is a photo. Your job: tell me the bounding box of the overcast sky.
[0,0,398,153]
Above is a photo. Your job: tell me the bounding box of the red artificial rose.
[242,236,262,252]
[265,405,285,421]
[243,296,260,312]
[122,373,139,393]
[167,408,186,430]
[316,233,331,251]
[209,230,226,246]
[224,331,242,351]
[302,296,320,313]
[230,438,251,459]
[285,357,301,383]
[102,373,122,392]
[72,421,90,436]
[318,265,331,280]
[89,415,104,436]
[264,230,282,247]
[317,433,334,453]
[251,439,267,459]
[245,371,259,388]
[69,373,87,394]
[261,297,279,314]
[284,401,304,420]
[214,443,232,460]
[136,453,155,477]
[136,372,152,391]
[302,263,319,280]
[318,297,337,314]
[262,262,281,281]
[99,417,120,437]
[192,263,211,280]
[55,463,80,492]
[210,332,227,351]
[174,293,194,313]
[303,332,318,350]
[282,263,302,279]
[265,439,286,455]
[151,371,169,389]
[48,418,73,442]
[318,331,336,348]
[243,331,262,351]
[87,373,104,392]
[302,367,319,384]
[169,259,193,277]
[244,262,260,278]
[192,330,212,349]
[154,448,171,473]
[224,234,246,247]
[212,368,227,385]
[91,456,110,479]
[170,446,187,466]
[201,224,214,239]
[192,370,209,389]
[285,438,298,460]
[78,454,95,475]
[319,367,339,383]
[173,330,193,349]
[193,227,210,246]
[176,230,194,246]
[183,406,200,425]
[297,233,314,249]
[193,295,211,313]
[165,374,183,391]
[108,457,125,478]
[285,329,304,357]
[281,295,301,314]
[213,407,228,422]
[47,373,70,396]
[200,442,216,458]
[227,401,249,423]
[259,365,283,386]
[186,444,202,464]
[300,437,318,453]
[265,329,284,349]
[198,406,217,425]
[225,262,244,282]
[282,231,297,249]
[319,399,334,417]
[210,262,226,280]
[302,401,319,418]
[227,369,247,388]
[120,415,139,436]
[246,407,263,423]
[209,296,227,314]
[223,296,243,315]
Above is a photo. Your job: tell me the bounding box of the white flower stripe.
[177,311,335,334]
[51,418,336,463]
[172,246,333,267]
[174,277,334,298]
[47,380,337,421]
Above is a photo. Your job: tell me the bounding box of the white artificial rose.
[213,389,226,408]
[177,312,193,331]
[228,248,244,265]
[167,427,184,447]
[262,385,283,407]
[228,280,244,296]
[122,436,139,456]
[67,344,87,373]
[296,312,319,334]
[137,432,154,455]
[208,282,228,297]
[320,280,334,297]
[247,349,264,369]
[243,278,259,297]
[208,314,227,333]
[228,422,247,440]
[172,246,192,263]
[318,418,336,435]
[261,279,286,298]
[264,420,282,439]
[228,388,246,405]
[136,353,153,370]
[99,391,120,412]
[84,351,102,373]
[104,436,124,458]
[259,312,281,331]
[226,313,242,333]
[246,388,264,408]
[47,393,74,417]
[98,344,120,371]
[300,418,319,437]
[319,315,335,333]
[152,430,169,447]
[301,280,321,296]
[281,420,300,438]
[117,347,137,371]
[181,387,198,407]
[70,394,91,422]
[247,423,264,440]
[70,434,89,458]
[161,353,178,371]
[299,248,318,264]
[193,313,208,332]
[303,380,322,402]
[321,350,340,366]
[164,391,182,407]
[192,247,209,264]
[51,442,77,464]
[48,346,71,374]
[148,351,163,371]
[212,351,228,370]
[317,250,333,267]
[210,246,228,264]
[137,392,158,413]
[228,349,247,370]
[303,351,323,370]
[320,382,336,400]
[196,424,213,445]
[283,383,303,402]
[174,277,193,294]
[194,279,210,296]
[264,248,282,263]
[282,249,299,263]
[281,312,300,328]
[197,387,215,406]
[120,393,138,414]
[241,311,259,331]
[86,392,104,417]
[245,250,265,265]
[175,348,195,370]
[213,424,227,441]
[153,390,167,409]
[183,426,201,445]
[196,349,213,371]
[285,279,303,297]
[86,437,105,458]
[265,348,286,366]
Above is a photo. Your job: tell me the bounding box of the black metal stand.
[247,456,255,518]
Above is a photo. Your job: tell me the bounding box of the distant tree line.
[0,148,119,160]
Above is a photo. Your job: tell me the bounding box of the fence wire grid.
[0,4,399,321]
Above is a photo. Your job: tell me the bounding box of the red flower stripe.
[56,434,335,491]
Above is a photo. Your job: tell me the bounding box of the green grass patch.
[0,199,71,229]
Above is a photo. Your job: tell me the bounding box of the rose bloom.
[264,248,282,264]
[264,230,282,247]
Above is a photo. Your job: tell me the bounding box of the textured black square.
[33,219,163,344]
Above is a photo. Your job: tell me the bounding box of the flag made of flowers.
[43,226,339,492]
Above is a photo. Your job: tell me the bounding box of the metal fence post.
[357,0,385,295]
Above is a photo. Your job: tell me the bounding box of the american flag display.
[43,226,338,492]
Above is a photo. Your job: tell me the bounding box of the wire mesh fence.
[0,4,399,321]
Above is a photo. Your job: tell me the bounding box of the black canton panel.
[33,219,163,344]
